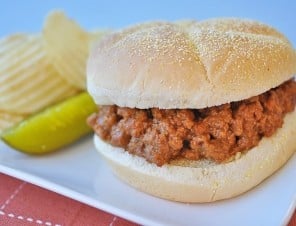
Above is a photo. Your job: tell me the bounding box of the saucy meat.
[88,80,296,166]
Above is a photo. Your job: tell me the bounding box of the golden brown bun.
[94,110,296,203]
[87,18,296,109]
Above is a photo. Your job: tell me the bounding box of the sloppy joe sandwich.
[87,18,296,202]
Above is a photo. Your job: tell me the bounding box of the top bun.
[87,18,296,109]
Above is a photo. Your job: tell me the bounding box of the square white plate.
[0,137,295,226]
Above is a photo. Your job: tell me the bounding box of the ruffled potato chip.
[43,11,90,89]
[0,34,79,114]
[43,11,110,90]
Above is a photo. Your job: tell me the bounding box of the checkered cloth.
[0,173,137,226]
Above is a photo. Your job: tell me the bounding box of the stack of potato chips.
[0,11,108,132]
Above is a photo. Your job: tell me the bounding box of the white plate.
[0,137,295,226]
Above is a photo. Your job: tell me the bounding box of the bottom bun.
[94,110,296,203]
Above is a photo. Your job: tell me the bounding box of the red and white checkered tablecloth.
[0,173,137,226]
[0,172,295,226]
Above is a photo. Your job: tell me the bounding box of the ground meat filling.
[88,80,296,166]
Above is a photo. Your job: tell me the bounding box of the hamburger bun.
[87,18,296,202]
[87,18,296,109]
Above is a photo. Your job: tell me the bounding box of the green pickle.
[1,92,97,154]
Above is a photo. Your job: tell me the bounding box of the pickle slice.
[1,92,97,154]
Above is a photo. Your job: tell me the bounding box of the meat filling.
[88,80,296,166]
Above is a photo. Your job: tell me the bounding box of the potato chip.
[0,34,79,114]
[0,111,25,133]
[43,11,110,90]
[0,34,26,58]
[43,11,91,90]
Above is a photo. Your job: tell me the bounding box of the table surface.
[0,173,137,226]
[0,172,294,226]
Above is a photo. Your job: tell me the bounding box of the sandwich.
[86,18,296,202]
